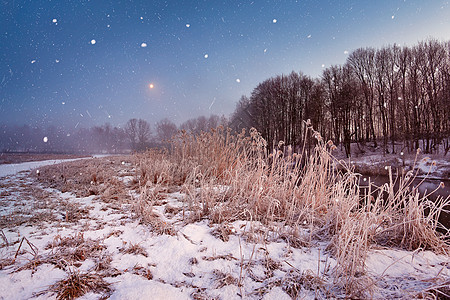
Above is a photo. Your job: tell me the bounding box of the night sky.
[1,0,449,129]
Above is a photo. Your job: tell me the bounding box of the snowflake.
[236,78,240,83]
[141,42,147,48]
[43,137,48,143]
[204,54,208,59]
[272,19,277,23]
[52,18,57,23]
[186,24,190,28]
[90,39,96,45]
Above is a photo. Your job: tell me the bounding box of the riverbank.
[1,130,448,299]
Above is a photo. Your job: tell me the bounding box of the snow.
[0,157,448,299]
[109,274,190,300]
[204,54,208,59]
[0,158,89,178]
[90,39,96,45]
[140,42,147,48]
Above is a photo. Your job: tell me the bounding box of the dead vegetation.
[42,269,111,300]
[33,156,133,203]
[134,125,449,298]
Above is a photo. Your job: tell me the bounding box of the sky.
[1,0,449,130]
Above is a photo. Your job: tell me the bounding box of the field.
[0,153,90,165]
[0,127,449,299]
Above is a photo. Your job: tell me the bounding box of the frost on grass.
[0,128,449,299]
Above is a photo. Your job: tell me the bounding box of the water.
[358,175,450,230]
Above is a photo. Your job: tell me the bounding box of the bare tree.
[137,119,152,150]
[125,119,138,150]
[156,118,177,144]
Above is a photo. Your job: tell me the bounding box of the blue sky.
[1,0,449,129]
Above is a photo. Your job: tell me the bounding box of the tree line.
[0,114,226,153]
[230,39,450,157]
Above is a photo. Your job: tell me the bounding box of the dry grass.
[33,156,132,203]
[43,269,111,300]
[120,242,148,257]
[133,125,449,298]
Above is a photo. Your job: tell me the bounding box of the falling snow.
[43,136,48,143]
[204,54,208,59]
[141,42,148,48]
[90,39,96,45]
[186,24,190,28]
[272,18,277,23]
[236,78,240,83]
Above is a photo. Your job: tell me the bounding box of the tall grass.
[134,124,449,297]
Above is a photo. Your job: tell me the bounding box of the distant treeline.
[230,39,450,156]
[0,114,227,154]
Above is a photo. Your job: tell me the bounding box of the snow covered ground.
[0,158,449,299]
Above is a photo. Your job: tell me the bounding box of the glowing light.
[149,83,154,89]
